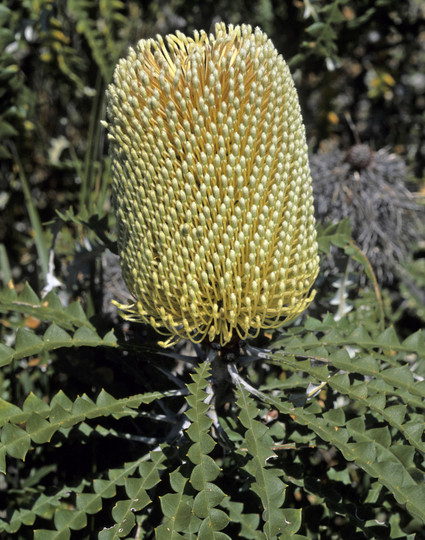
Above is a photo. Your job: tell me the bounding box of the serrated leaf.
[53,509,87,531]
[73,326,102,346]
[252,468,286,511]
[236,385,287,538]
[64,301,90,325]
[198,509,230,537]
[187,436,215,463]
[373,460,415,495]
[401,330,425,354]
[323,407,345,425]
[3,508,36,533]
[403,420,424,444]
[390,444,415,469]
[26,414,56,444]
[347,326,371,345]
[354,355,379,374]
[367,427,391,449]
[110,499,137,537]
[93,478,117,499]
[193,483,226,518]
[138,461,162,490]
[159,492,192,530]
[384,405,407,425]
[376,326,401,348]
[350,381,368,400]
[190,456,220,491]
[23,392,50,415]
[0,398,25,425]
[405,485,425,520]
[41,290,64,311]
[49,404,72,428]
[14,328,43,358]
[43,324,73,349]
[0,486,63,533]
[382,366,415,389]
[76,492,102,514]
[51,390,73,411]
[0,285,95,332]
[0,423,31,460]
[220,498,261,539]
[72,395,96,416]
[367,393,386,410]
[281,508,302,534]
[18,283,40,305]
[169,469,188,494]
[124,478,151,506]
[102,329,118,346]
[96,389,118,408]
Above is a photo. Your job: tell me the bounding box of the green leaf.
[236,385,287,538]
[64,300,91,325]
[138,461,162,490]
[14,327,43,357]
[23,392,50,416]
[376,326,400,348]
[124,478,151,505]
[53,509,87,531]
[73,326,102,346]
[383,404,407,425]
[76,493,102,514]
[0,398,25,425]
[158,468,192,536]
[93,479,117,499]
[190,456,220,491]
[18,283,40,305]
[98,451,165,538]
[281,509,302,534]
[110,499,138,537]
[0,285,96,331]
[26,414,56,444]
[390,444,415,470]
[401,330,425,355]
[0,423,31,461]
[102,329,118,346]
[159,492,193,532]
[0,487,66,533]
[72,395,97,417]
[51,390,73,411]
[193,483,226,518]
[197,508,230,538]
[43,324,73,349]
[316,219,352,252]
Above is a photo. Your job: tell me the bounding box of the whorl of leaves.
[1,234,425,539]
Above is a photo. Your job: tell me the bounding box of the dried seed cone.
[105,23,319,347]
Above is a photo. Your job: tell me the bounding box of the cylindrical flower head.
[105,23,319,347]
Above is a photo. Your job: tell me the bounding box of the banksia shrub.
[105,23,319,347]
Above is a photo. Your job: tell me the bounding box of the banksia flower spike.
[105,23,319,347]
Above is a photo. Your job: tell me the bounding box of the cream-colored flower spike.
[105,23,319,347]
